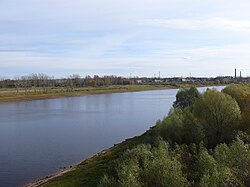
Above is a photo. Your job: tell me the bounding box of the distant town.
[136,68,249,84]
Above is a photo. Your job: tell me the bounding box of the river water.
[0,86,224,186]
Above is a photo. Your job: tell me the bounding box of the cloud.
[1,1,250,77]
[141,18,250,32]
[1,43,250,78]
[0,49,32,52]
[64,40,87,45]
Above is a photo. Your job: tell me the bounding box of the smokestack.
[240,71,242,78]
[235,68,237,79]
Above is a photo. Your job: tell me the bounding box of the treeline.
[0,74,135,89]
[99,84,250,187]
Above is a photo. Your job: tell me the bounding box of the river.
[0,86,224,186]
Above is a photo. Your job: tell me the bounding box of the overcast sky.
[1,0,250,78]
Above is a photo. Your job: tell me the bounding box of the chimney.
[240,71,242,78]
[235,68,237,79]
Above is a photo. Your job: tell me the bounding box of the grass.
[0,83,222,103]
[0,85,177,103]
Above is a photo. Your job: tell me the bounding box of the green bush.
[194,89,241,147]
[223,84,250,133]
[157,109,204,145]
[99,143,189,187]
[173,87,200,109]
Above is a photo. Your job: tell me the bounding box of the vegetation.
[0,85,175,103]
[99,142,189,187]
[0,73,227,103]
[223,84,250,133]
[0,80,217,103]
[173,87,201,109]
[41,84,250,187]
[194,89,241,147]
[99,138,250,187]
[0,74,136,90]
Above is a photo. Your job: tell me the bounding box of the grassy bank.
[0,83,223,103]
[0,85,173,103]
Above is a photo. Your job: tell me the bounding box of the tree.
[213,139,250,186]
[99,143,189,187]
[14,76,21,93]
[173,87,200,109]
[182,110,205,145]
[197,138,250,187]
[155,108,204,145]
[223,84,250,133]
[158,109,185,144]
[200,166,241,187]
[194,89,241,147]
[71,74,81,87]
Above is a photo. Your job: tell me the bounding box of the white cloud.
[141,18,250,32]
[1,43,250,78]
[1,0,250,77]
[64,40,87,45]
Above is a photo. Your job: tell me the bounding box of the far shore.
[0,83,223,104]
[0,85,172,103]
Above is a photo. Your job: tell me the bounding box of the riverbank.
[0,83,223,103]
[0,85,173,103]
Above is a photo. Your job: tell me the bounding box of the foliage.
[154,88,242,148]
[156,109,204,145]
[194,89,241,147]
[223,84,250,133]
[173,87,201,109]
[198,138,250,187]
[99,142,190,187]
[100,138,250,187]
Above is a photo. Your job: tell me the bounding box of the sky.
[1,0,250,78]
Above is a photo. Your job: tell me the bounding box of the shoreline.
[0,84,224,104]
[0,85,175,104]
[25,167,75,187]
[24,138,132,187]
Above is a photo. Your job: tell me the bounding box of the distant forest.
[1,73,249,96]
[0,74,135,89]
